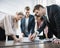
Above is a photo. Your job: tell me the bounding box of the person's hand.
[29,33,36,41]
[19,36,23,41]
[52,38,60,44]
[28,34,32,40]
[14,36,23,42]
[14,38,20,42]
[12,35,20,42]
[31,33,36,41]
[21,33,24,36]
[19,33,24,41]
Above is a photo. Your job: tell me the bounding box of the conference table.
[0,37,60,48]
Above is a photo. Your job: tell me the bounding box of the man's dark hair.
[33,4,44,12]
[25,6,30,11]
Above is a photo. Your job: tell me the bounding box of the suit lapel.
[47,6,51,23]
[28,15,30,25]
[47,6,50,19]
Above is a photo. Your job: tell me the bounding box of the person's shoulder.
[5,15,14,18]
[4,15,10,18]
[30,14,34,17]
[47,4,59,7]
[29,14,34,18]
[52,4,58,6]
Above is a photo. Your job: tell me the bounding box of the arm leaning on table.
[4,15,19,41]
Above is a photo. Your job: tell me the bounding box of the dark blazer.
[21,15,35,37]
[47,4,60,38]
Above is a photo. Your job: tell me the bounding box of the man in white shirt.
[21,6,35,41]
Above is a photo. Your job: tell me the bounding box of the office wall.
[0,0,36,15]
[0,0,60,15]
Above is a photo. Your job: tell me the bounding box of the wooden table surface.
[0,38,60,48]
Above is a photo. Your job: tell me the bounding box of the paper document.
[21,37,40,43]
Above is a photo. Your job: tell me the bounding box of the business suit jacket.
[47,4,60,38]
[21,15,35,37]
[38,4,60,38]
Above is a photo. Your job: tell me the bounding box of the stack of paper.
[21,37,40,43]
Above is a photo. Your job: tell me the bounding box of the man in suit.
[21,6,35,40]
[32,4,60,43]
[0,12,23,41]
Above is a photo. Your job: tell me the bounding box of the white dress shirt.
[25,17,29,32]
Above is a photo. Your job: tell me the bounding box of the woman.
[0,12,23,41]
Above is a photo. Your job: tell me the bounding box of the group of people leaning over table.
[0,4,60,44]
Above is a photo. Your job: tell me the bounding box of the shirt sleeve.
[4,15,15,35]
